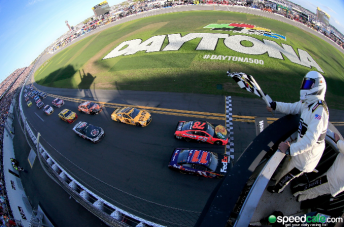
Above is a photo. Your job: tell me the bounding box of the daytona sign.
[103,33,323,72]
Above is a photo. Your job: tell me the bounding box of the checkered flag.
[227,71,273,107]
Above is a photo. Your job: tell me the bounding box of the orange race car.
[78,101,102,115]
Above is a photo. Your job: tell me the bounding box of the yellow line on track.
[37,91,344,125]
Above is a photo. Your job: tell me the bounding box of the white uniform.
[271,96,329,193]
[276,97,329,173]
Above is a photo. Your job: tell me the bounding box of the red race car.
[174,120,229,145]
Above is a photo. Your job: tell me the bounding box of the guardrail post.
[46,158,53,166]
[93,200,104,211]
[79,191,89,200]
[59,172,67,181]
[68,181,77,190]
[36,132,41,149]
[110,210,122,221]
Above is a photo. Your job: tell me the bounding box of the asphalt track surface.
[18,5,344,227]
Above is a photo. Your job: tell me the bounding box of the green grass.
[34,11,344,109]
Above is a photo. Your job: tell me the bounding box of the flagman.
[266,71,329,193]
[293,132,344,202]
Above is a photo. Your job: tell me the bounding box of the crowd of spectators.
[0,65,33,227]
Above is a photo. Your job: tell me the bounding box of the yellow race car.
[111,107,152,127]
[58,109,78,124]
[27,101,32,107]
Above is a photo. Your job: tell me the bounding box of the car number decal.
[197,136,208,142]
[191,151,208,164]
[192,122,206,130]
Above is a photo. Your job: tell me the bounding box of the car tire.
[184,137,191,142]
[215,141,222,145]
[179,170,187,174]
[136,123,142,127]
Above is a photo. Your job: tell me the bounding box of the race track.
[22,89,229,226]
[24,5,344,226]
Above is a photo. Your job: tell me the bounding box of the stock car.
[52,98,64,108]
[27,101,32,107]
[36,101,44,109]
[73,121,105,143]
[43,105,54,115]
[78,101,102,115]
[58,109,78,124]
[111,107,152,127]
[34,96,41,103]
[168,148,229,178]
[174,121,229,145]
[39,92,47,99]
[25,96,29,102]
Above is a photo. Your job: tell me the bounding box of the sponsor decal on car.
[220,156,229,173]
[215,125,227,139]
[103,33,323,72]
[91,129,99,136]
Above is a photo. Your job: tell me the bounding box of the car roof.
[80,101,90,106]
[187,150,210,165]
[119,107,133,113]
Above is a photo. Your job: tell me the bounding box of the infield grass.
[34,11,344,109]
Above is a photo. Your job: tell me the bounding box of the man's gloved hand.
[278,141,290,154]
[266,101,276,112]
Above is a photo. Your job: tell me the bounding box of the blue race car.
[168,148,229,178]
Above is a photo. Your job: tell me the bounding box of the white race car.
[52,98,64,108]
[43,105,54,115]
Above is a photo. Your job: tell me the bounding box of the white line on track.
[35,112,44,122]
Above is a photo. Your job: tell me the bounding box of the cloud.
[332,18,344,34]
[27,0,44,6]
[321,5,337,14]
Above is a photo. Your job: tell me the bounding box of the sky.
[0,0,343,84]
[0,0,121,83]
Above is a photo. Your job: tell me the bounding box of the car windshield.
[119,107,131,114]
[177,149,190,164]
[181,121,192,131]
[65,110,72,116]
[81,124,90,133]
[44,106,49,110]
[205,122,215,136]
[55,99,60,103]
[208,153,218,171]
[129,108,140,118]
[87,102,95,108]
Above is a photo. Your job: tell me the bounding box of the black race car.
[73,121,104,143]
